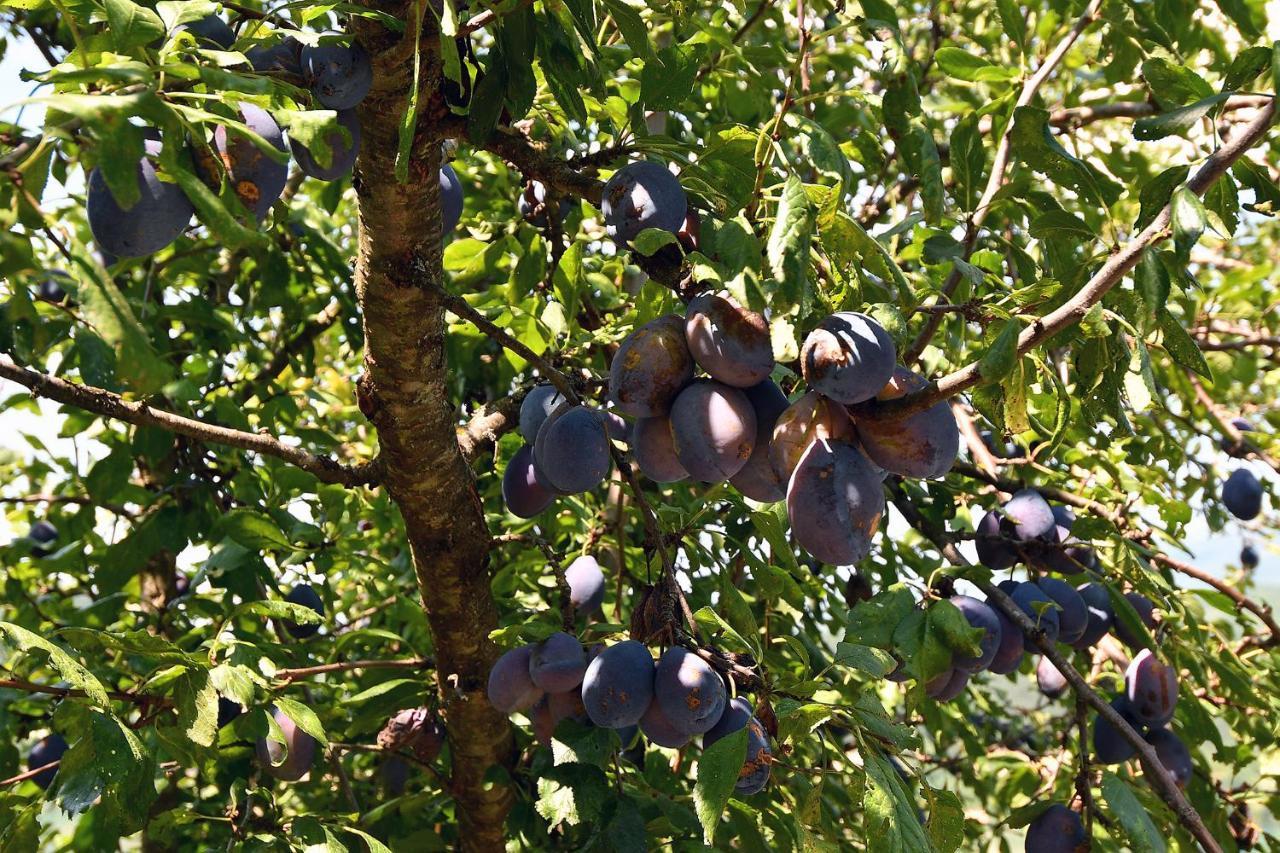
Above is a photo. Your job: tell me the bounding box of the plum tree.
[1125,649,1178,727]
[768,390,855,482]
[728,379,790,501]
[86,139,195,258]
[501,444,555,518]
[949,595,1002,672]
[487,646,543,713]
[609,314,695,416]
[1146,727,1193,789]
[282,583,324,639]
[581,641,655,728]
[528,632,587,693]
[1010,582,1061,644]
[257,707,317,781]
[1003,490,1057,542]
[601,161,687,243]
[27,519,57,558]
[532,404,612,494]
[851,366,959,478]
[26,733,67,789]
[1036,657,1068,699]
[301,39,373,110]
[195,105,290,221]
[632,415,690,483]
[668,380,756,482]
[1024,804,1086,852]
[1222,468,1264,520]
[683,292,774,387]
[1241,543,1259,569]
[289,109,361,181]
[1037,578,1088,646]
[799,312,895,404]
[786,438,884,565]
[653,647,727,736]
[564,555,605,615]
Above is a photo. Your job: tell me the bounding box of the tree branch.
[889,487,1224,853]
[0,357,381,488]
[274,657,432,682]
[864,98,1277,422]
[0,677,165,707]
[457,390,527,461]
[904,0,1104,363]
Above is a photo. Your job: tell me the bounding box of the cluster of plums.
[487,633,771,795]
[82,22,464,261]
[504,296,961,567]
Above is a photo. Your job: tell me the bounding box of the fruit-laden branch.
[0,356,381,487]
[903,0,1104,364]
[952,461,1280,648]
[866,98,1278,422]
[235,299,344,404]
[889,489,1224,853]
[1185,373,1280,476]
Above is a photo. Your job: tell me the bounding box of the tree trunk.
[353,15,513,850]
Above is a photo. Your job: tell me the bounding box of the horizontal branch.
[1047,94,1271,130]
[0,493,137,518]
[867,99,1277,422]
[274,657,431,682]
[0,761,59,788]
[0,676,162,706]
[0,357,381,488]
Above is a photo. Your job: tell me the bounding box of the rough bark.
[352,13,513,850]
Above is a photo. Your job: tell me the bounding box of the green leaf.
[103,0,166,51]
[1029,210,1094,242]
[924,786,966,853]
[467,52,508,143]
[692,606,755,656]
[1141,58,1215,108]
[1010,106,1121,207]
[1203,173,1240,235]
[640,45,701,111]
[978,319,1020,383]
[1170,186,1206,261]
[0,622,111,708]
[174,666,219,748]
[933,47,1018,82]
[1157,308,1212,379]
[693,725,748,844]
[395,0,426,183]
[73,251,172,395]
[768,175,813,309]
[1134,92,1232,140]
[273,695,328,745]
[218,508,293,551]
[1101,772,1166,852]
[1136,165,1190,230]
[847,585,915,649]
[599,0,651,60]
[55,707,157,833]
[949,113,985,212]
[1135,249,1170,321]
[1223,46,1271,90]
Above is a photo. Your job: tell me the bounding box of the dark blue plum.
[975,510,1017,571]
[501,444,555,518]
[27,733,67,789]
[1050,505,1076,531]
[609,314,695,417]
[786,438,884,566]
[247,36,302,74]
[1038,577,1087,646]
[528,632,587,693]
[440,164,463,234]
[924,668,969,701]
[1094,696,1144,764]
[1024,803,1087,852]
[1011,581,1060,644]
[1242,543,1259,568]
[532,404,611,495]
[302,40,372,110]
[684,292,774,388]
[87,138,194,258]
[1125,649,1178,727]
[217,697,244,728]
[853,366,959,479]
[487,645,542,713]
[519,384,566,444]
[565,555,605,615]
[729,379,790,502]
[950,595,1002,673]
[1222,468,1263,520]
[178,15,236,48]
[37,271,69,302]
[633,415,689,483]
[601,161,687,243]
[669,380,757,483]
[290,109,360,181]
[518,180,570,228]
[28,520,58,558]
[639,698,691,748]
[581,640,655,728]
[283,583,324,638]
[1036,656,1068,699]
[704,697,771,794]
[1003,489,1056,542]
[1146,727,1192,788]
[195,105,289,221]
[800,312,896,405]
[1072,582,1114,649]
[257,706,317,781]
[987,604,1025,674]
[654,647,727,736]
